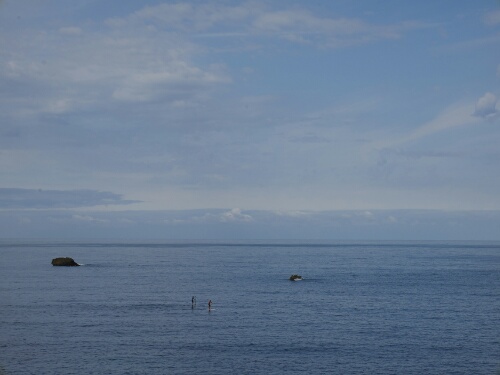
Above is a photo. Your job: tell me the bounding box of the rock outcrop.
[289,274,302,281]
[51,257,80,266]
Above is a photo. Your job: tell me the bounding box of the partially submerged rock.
[289,274,302,281]
[51,257,80,266]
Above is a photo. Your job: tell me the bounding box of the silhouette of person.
[208,299,212,311]
[192,296,196,308]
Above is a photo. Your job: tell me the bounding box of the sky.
[1,0,500,240]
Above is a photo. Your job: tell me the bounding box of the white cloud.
[219,208,253,222]
[473,92,499,120]
[163,208,254,225]
[0,19,230,120]
[72,214,108,223]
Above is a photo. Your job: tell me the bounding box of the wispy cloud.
[0,20,227,120]
[252,10,428,47]
[107,2,430,49]
[112,63,230,102]
[128,2,257,31]
[0,188,139,209]
[441,33,500,52]
[378,100,483,149]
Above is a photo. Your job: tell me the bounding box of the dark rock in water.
[51,257,80,266]
[289,274,302,281]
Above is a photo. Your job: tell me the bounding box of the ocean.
[0,240,499,374]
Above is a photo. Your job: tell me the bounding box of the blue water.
[0,241,499,374]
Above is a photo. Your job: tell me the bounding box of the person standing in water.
[191,296,196,308]
[208,299,212,311]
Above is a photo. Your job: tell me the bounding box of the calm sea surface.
[0,241,499,374]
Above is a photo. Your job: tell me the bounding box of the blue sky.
[1,0,499,239]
